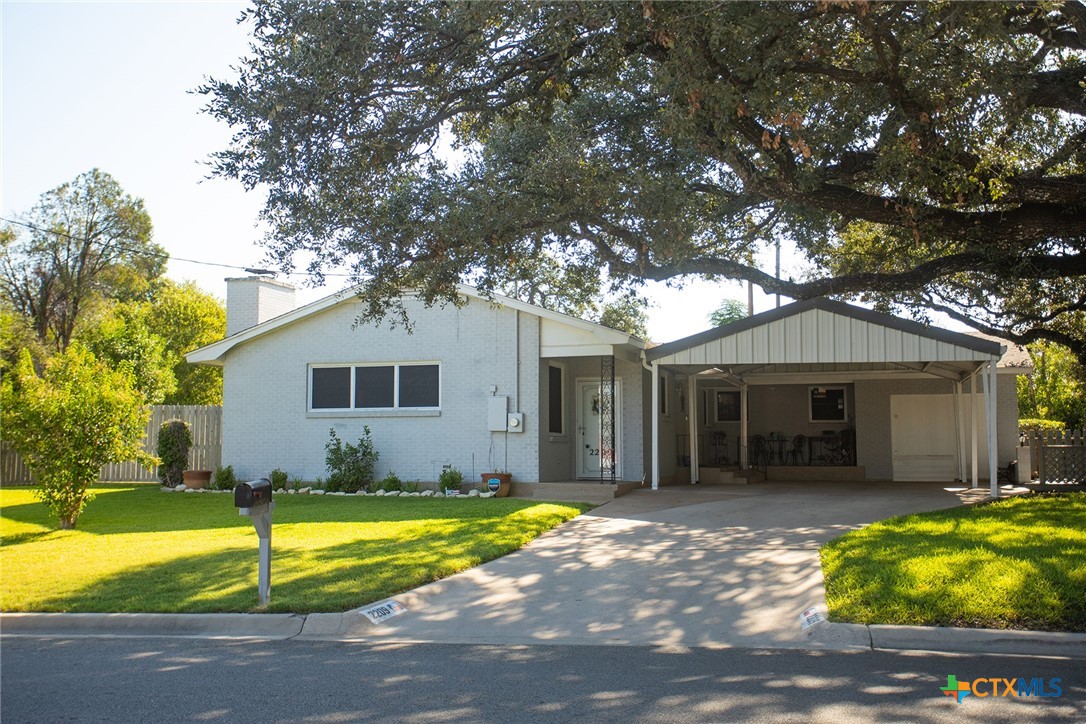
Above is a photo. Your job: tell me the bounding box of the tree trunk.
[59,515,77,529]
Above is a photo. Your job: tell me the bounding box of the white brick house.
[189,280,1027,495]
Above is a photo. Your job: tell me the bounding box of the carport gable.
[644,298,1007,490]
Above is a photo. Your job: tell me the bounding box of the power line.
[0,216,352,278]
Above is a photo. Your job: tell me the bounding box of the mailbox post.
[234,478,274,606]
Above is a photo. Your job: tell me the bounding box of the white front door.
[576,378,622,479]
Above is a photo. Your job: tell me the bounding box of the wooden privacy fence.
[1021,428,1085,484]
[1,405,222,484]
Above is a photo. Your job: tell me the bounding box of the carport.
[642,299,1014,497]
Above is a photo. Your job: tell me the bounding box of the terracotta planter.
[480,472,512,497]
[182,469,212,490]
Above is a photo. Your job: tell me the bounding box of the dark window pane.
[811,387,846,421]
[312,367,351,409]
[548,366,563,434]
[399,364,439,407]
[356,366,395,408]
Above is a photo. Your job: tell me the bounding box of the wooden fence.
[1021,428,1084,483]
[1,405,221,484]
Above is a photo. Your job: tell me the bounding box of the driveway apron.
[300,482,992,649]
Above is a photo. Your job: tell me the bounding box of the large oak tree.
[202,1,1086,357]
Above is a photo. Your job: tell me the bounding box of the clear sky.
[2,0,798,342]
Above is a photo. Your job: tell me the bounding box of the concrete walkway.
[6,482,1083,657]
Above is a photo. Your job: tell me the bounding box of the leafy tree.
[0,344,154,528]
[709,299,747,327]
[0,303,48,375]
[79,302,177,404]
[597,292,649,338]
[146,280,226,405]
[202,1,1086,360]
[1017,341,1086,428]
[0,169,165,351]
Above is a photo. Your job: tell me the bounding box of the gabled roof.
[187,283,645,365]
[646,298,1003,366]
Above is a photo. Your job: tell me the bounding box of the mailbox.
[235,478,272,508]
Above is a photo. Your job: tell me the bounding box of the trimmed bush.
[211,464,238,491]
[325,427,379,493]
[376,471,403,492]
[270,469,289,489]
[1019,418,1067,432]
[156,419,192,487]
[438,466,464,492]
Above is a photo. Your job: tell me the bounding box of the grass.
[820,492,1086,632]
[0,484,590,614]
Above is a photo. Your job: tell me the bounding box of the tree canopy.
[203,1,1085,355]
[0,169,165,351]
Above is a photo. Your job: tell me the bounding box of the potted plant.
[438,467,464,496]
[480,471,512,497]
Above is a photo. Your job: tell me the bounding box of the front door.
[576,379,622,479]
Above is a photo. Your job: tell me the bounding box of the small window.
[399,364,440,408]
[810,386,847,422]
[548,365,564,434]
[660,375,669,417]
[311,367,351,409]
[713,390,741,423]
[356,366,395,408]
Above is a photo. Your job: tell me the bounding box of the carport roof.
[646,298,1004,369]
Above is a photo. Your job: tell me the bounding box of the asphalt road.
[1,637,1081,723]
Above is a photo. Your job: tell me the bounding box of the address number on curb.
[361,600,407,624]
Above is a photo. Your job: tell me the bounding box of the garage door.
[891,394,988,482]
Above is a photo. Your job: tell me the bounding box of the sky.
[2,1,801,343]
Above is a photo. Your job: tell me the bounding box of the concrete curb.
[0,613,305,640]
[868,624,1086,659]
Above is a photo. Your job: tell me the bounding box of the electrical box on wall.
[506,412,524,433]
[487,396,508,431]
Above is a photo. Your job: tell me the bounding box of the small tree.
[324,427,379,493]
[0,344,154,528]
[709,299,747,327]
[156,419,192,487]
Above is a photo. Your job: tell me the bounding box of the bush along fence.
[1,405,221,485]
[1020,428,1085,485]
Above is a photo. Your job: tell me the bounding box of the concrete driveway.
[302,482,997,649]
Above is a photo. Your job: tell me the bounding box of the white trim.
[651,363,660,490]
[987,360,1000,498]
[688,373,698,484]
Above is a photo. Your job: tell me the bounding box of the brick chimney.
[226,276,296,336]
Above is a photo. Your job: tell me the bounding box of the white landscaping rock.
[467,489,481,497]
[386,491,401,497]
[312,489,326,495]
[184,488,196,493]
[288,489,297,495]
[480,492,495,498]
[375,489,386,496]
[299,487,312,495]
[421,490,435,497]
[176,484,187,491]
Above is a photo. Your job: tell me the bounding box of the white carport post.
[953,380,965,482]
[651,361,660,490]
[970,368,980,488]
[688,374,698,484]
[987,358,1000,499]
[740,383,749,469]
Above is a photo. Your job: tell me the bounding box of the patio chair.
[785,434,807,465]
[826,428,855,465]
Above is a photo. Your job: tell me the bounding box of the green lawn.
[820,492,1086,632]
[0,485,589,614]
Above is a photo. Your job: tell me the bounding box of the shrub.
[211,464,238,491]
[156,419,192,487]
[376,471,402,492]
[1019,418,1067,433]
[270,468,289,489]
[439,466,464,492]
[325,427,379,493]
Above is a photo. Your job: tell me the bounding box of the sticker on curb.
[799,606,826,630]
[361,600,407,624]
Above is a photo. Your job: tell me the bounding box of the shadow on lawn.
[29,510,574,614]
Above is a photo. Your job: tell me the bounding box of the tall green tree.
[146,280,226,405]
[0,169,165,351]
[709,299,748,327]
[78,302,177,404]
[202,1,1086,359]
[1018,341,1086,428]
[1,345,154,528]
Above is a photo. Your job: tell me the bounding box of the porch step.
[511,481,643,504]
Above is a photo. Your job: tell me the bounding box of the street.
[1,637,1080,723]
